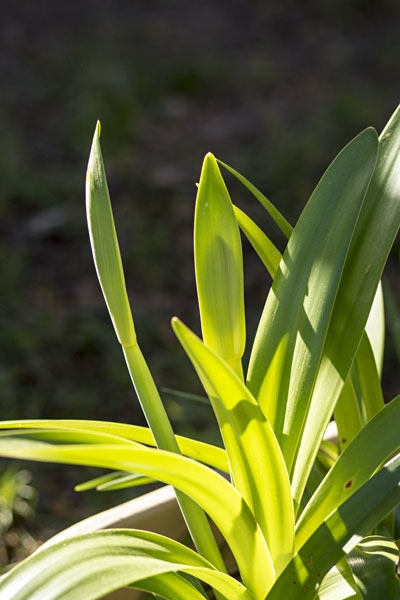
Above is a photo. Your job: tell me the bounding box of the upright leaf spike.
[86,122,136,347]
[195,152,246,378]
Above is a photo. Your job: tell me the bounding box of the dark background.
[0,0,399,561]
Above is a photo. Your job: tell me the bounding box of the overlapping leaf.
[172,317,294,574]
[247,128,378,476]
[291,106,400,509]
[0,530,254,600]
[0,437,272,599]
[295,395,400,550]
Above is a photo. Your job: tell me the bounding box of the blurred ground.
[0,0,399,561]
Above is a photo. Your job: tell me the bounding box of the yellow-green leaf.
[195,153,245,376]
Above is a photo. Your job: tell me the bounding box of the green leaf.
[347,535,400,598]
[295,396,400,550]
[0,438,272,599]
[194,153,245,376]
[87,125,224,572]
[217,159,293,238]
[86,121,136,347]
[0,529,254,600]
[75,471,154,492]
[172,317,294,573]
[291,106,400,509]
[233,205,281,278]
[267,453,400,600]
[365,282,385,377]
[247,128,378,473]
[0,419,229,473]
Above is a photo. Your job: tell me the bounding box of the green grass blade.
[217,159,293,238]
[0,439,273,599]
[247,128,378,471]
[0,419,229,473]
[0,529,254,600]
[295,395,400,550]
[291,106,400,509]
[233,205,281,278]
[194,153,245,377]
[267,453,400,600]
[172,317,294,574]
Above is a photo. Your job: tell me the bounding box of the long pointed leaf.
[233,205,281,278]
[291,106,400,509]
[247,128,378,472]
[172,317,294,574]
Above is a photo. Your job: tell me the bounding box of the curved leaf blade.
[0,419,229,473]
[0,438,272,599]
[247,128,378,472]
[292,106,400,509]
[172,317,294,573]
[0,529,254,600]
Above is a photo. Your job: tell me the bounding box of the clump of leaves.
[0,106,399,599]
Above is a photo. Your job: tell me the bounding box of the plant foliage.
[0,107,400,599]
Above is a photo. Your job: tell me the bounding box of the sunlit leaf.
[195,153,245,377]
[172,317,294,574]
[0,438,272,598]
[247,128,378,476]
[291,108,400,509]
[267,453,400,599]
